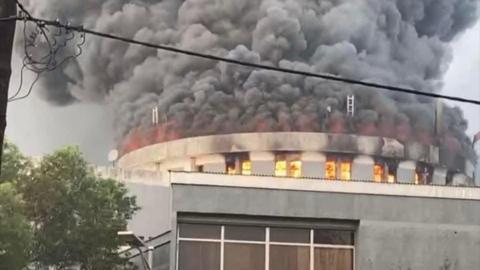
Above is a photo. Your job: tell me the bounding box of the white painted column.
[397,161,416,184]
[301,152,326,178]
[250,152,275,175]
[432,167,447,185]
[352,155,374,181]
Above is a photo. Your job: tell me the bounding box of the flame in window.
[387,174,395,183]
[325,160,336,180]
[340,161,351,180]
[275,160,287,177]
[289,160,302,178]
[374,164,384,182]
[227,164,236,175]
[241,160,252,175]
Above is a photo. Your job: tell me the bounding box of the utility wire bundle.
[8,0,85,102]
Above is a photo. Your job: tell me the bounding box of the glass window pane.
[152,243,170,270]
[224,243,265,270]
[270,245,309,270]
[178,241,220,270]
[225,225,265,241]
[314,248,353,270]
[270,228,310,243]
[314,230,354,245]
[179,224,221,239]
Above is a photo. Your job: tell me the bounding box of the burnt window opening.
[374,159,398,183]
[274,153,302,178]
[325,155,353,180]
[225,153,251,175]
[415,163,433,185]
[226,155,237,175]
[386,160,398,183]
[446,170,456,185]
[373,161,386,182]
[197,165,204,173]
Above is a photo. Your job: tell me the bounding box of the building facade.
[107,132,480,270]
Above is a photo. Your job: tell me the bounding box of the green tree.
[20,146,139,270]
[0,183,33,270]
[0,140,31,184]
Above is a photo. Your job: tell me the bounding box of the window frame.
[274,152,302,178]
[176,224,355,270]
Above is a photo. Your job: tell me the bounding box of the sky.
[5,21,480,165]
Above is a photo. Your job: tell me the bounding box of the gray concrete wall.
[357,221,480,270]
[171,184,480,270]
[125,182,172,238]
[302,160,325,178]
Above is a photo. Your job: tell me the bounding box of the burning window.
[226,155,237,175]
[225,153,251,175]
[374,163,385,182]
[340,160,352,180]
[275,153,302,177]
[325,155,352,180]
[325,159,336,180]
[386,161,397,183]
[275,159,288,177]
[289,160,302,178]
[415,163,433,185]
[241,159,252,175]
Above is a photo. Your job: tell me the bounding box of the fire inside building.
[97,95,480,270]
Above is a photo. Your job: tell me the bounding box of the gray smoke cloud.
[21,0,479,166]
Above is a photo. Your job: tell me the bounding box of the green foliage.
[0,140,31,184]
[1,143,139,270]
[0,183,33,270]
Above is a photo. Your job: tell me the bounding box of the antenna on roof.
[347,95,355,117]
[152,106,159,125]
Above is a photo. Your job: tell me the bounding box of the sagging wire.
[9,1,85,103]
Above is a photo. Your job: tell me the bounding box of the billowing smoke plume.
[21,0,479,164]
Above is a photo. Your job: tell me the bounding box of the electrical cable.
[1,13,480,105]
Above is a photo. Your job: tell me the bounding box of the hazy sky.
[6,22,480,165]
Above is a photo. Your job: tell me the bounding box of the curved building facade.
[118,132,475,186]
[112,132,480,270]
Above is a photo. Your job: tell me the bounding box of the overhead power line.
[2,14,480,106]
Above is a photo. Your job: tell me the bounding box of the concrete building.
[105,132,480,270]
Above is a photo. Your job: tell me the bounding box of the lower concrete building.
[106,133,480,270]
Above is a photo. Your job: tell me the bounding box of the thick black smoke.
[21,0,479,162]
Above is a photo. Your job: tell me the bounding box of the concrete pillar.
[397,161,416,184]
[465,160,475,179]
[250,152,275,175]
[352,155,374,181]
[452,174,469,186]
[195,154,225,173]
[301,152,326,178]
[432,167,447,185]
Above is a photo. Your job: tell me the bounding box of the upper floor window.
[225,153,251,175]
[325,155,352,180]
[415,163,433,185]
[275,153,302,177]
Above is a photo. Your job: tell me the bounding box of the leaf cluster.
[0,143,139,270]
